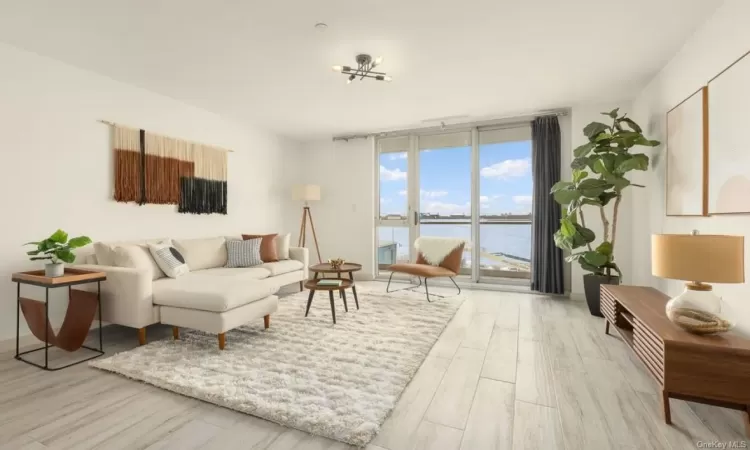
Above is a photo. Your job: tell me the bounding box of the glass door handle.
[414,211,418,225]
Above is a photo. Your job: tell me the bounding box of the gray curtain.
[530,116,564,294]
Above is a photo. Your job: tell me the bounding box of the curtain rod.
[97,120,235,153]
[332,109,569,141]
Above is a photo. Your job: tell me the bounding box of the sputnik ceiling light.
[332,54,392,84]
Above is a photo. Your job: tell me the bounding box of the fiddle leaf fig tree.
[551,108,660,278]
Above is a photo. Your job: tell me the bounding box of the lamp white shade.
[292,184,321,201]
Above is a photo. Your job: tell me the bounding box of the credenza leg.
[744,406,750,438]
[605,321,610,335]
[662,390,672,424]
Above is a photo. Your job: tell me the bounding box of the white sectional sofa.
[72,235,308,349]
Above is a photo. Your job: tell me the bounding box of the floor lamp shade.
[293,184,321,202]
[294,184,322,264]
[651,234,744,283]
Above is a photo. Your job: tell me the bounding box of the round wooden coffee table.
[304,279,354,324]
[308,262,362,310]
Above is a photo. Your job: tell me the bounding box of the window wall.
[376,125,533,283]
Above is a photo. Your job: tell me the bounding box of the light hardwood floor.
[1,281,746,450]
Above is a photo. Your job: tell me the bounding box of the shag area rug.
[90,286,464,446]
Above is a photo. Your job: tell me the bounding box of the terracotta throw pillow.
[242,234,279,262]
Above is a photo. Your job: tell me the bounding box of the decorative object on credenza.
[103,121,230,215]
[551,108,660,316]
[651,231,744,334]
[666,87,708,216]
[707,49,750,214]
[332,54,392,84]
[328,258,345,270]
[24,229,92,277]
[666,309,732,335]
[294,184,322,263]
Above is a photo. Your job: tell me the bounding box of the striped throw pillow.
[148,241,190,278]
[226,238,262,268]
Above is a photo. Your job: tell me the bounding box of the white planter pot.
[45,262,64,278]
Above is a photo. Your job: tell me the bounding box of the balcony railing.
[377,216,531,279]
[380,214,532,224]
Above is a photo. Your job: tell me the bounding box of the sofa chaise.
[72,236,308,349]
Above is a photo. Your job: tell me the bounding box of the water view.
[378,215,532,275]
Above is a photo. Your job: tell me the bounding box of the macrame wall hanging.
[109,124,229,215]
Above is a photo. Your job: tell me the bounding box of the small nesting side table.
[304,279,354,324]
[308,262,362,307]
[12,268,106,371]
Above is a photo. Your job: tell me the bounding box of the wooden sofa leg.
[264,314,270,329]
[299,281,303,292]
[172,326,179,340]
[137,327,146,346]
[218,333,226,350]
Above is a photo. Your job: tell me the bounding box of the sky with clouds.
[379,140,532,216]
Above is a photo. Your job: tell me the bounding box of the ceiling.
[0,1,720,139]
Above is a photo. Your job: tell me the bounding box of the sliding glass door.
[416,132,473,277]
[377,136,411,272]
[376,125,532,284]
[478,127,533,281]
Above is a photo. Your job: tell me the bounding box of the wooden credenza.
[601,285,750,435]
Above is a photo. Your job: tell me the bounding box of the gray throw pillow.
[226,238,262,268]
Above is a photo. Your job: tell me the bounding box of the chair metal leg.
[424,277,461,302]
[450,277,461,295]
[387,272,460,302]
[386,273,423,293]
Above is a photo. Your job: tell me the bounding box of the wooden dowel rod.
[97,120,234,153]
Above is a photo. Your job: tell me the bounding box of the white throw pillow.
[114,244,165,281]
[276,233,291,260]
[148,241,190,278]
[172,237,227,270]
[93,238,168,266]
[93,242,117,266]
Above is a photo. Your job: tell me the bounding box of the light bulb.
[384,75,393,82]
[346,78,353,85]
[375,56,384,65]
[332,65,343,72]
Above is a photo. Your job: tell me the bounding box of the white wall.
[296,138,377,279]
[0,42,300,341]
[630,0,750,332]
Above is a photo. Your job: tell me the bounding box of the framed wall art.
[707,49,750,215]
[666,86,707,216]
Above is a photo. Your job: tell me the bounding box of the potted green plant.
[24,230,92,277]
[551,109,660,316]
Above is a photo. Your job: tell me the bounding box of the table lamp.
[651,232,744,334]
[293,184,322,263]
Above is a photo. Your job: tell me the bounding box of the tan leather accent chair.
[386,241,464,301]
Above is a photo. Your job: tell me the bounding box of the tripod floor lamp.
[294,184,322,263]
